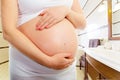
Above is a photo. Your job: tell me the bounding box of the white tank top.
[18,0,73,26]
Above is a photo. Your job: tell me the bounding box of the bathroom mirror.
[108,0,120,40]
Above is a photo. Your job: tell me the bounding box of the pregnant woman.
[1,0,86,80]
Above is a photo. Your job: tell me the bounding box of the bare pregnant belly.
[18,16,77,56]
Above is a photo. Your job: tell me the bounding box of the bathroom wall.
[0,18,9,65]
[76,0,120,66]
[77,25,108,47]
[0,0,9,65]
[77,0,107,47]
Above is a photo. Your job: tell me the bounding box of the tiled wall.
[0,19,9,65]
[77,25,108,48]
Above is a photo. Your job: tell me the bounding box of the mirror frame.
[108,0,120,40]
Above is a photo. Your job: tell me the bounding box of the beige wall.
[0,18,9,64]
[0,0,1,16]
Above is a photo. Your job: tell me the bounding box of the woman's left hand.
[36,6,70,30]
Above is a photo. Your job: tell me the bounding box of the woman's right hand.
[47,53,74,70]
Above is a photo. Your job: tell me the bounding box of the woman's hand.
[36,6,70,30]
[47,53,74,70]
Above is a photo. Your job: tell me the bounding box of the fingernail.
[36,26,42,30]
[45,26,48,28]
[46,26,50,29]
[39,27,44,30]
[36,27,39,30]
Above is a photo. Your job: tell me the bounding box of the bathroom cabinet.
[86,55,120,80]
[84,48,120,80]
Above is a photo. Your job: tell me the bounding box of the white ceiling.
[78,0,108,31]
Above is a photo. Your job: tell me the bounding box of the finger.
[37,14,50,30]
[66,58,74,64]
[64,63,71,68]
[39,10,47,16]
[55,64,70,70]
[61,58,74,67]
[38,21,49,30]
[40,14,50,26]
[36,18,42,28]
[36,10,47,28]
[41,17,55,29]
[60,62,72,69]
[62,53,73,59]
[45,18,56,28]
[54,60,73,70]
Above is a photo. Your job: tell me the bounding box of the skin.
[1,0,86,70]
[18,17,78,56]
[36,1,86,30]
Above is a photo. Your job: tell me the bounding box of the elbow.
[2,28,16,42]
[2,30,10,41]
[80,20,87,29]
[2,24,18,42]
[75,19,87,30]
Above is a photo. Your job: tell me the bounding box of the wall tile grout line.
[0,60,9,65]
[0,46,9,49]
[77,25,107,36]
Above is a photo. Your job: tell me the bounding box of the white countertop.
[84,48,120,72]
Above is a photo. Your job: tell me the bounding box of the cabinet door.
[86,55,120,80]
[88,63,99,80]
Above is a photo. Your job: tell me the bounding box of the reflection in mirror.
[112,0,120,37]
[108,0,120,40]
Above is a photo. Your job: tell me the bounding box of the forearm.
[66,9,86,29]
[3,28,51,66]
[1,0,48,65]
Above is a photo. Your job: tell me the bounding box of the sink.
[85,48,120,72]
